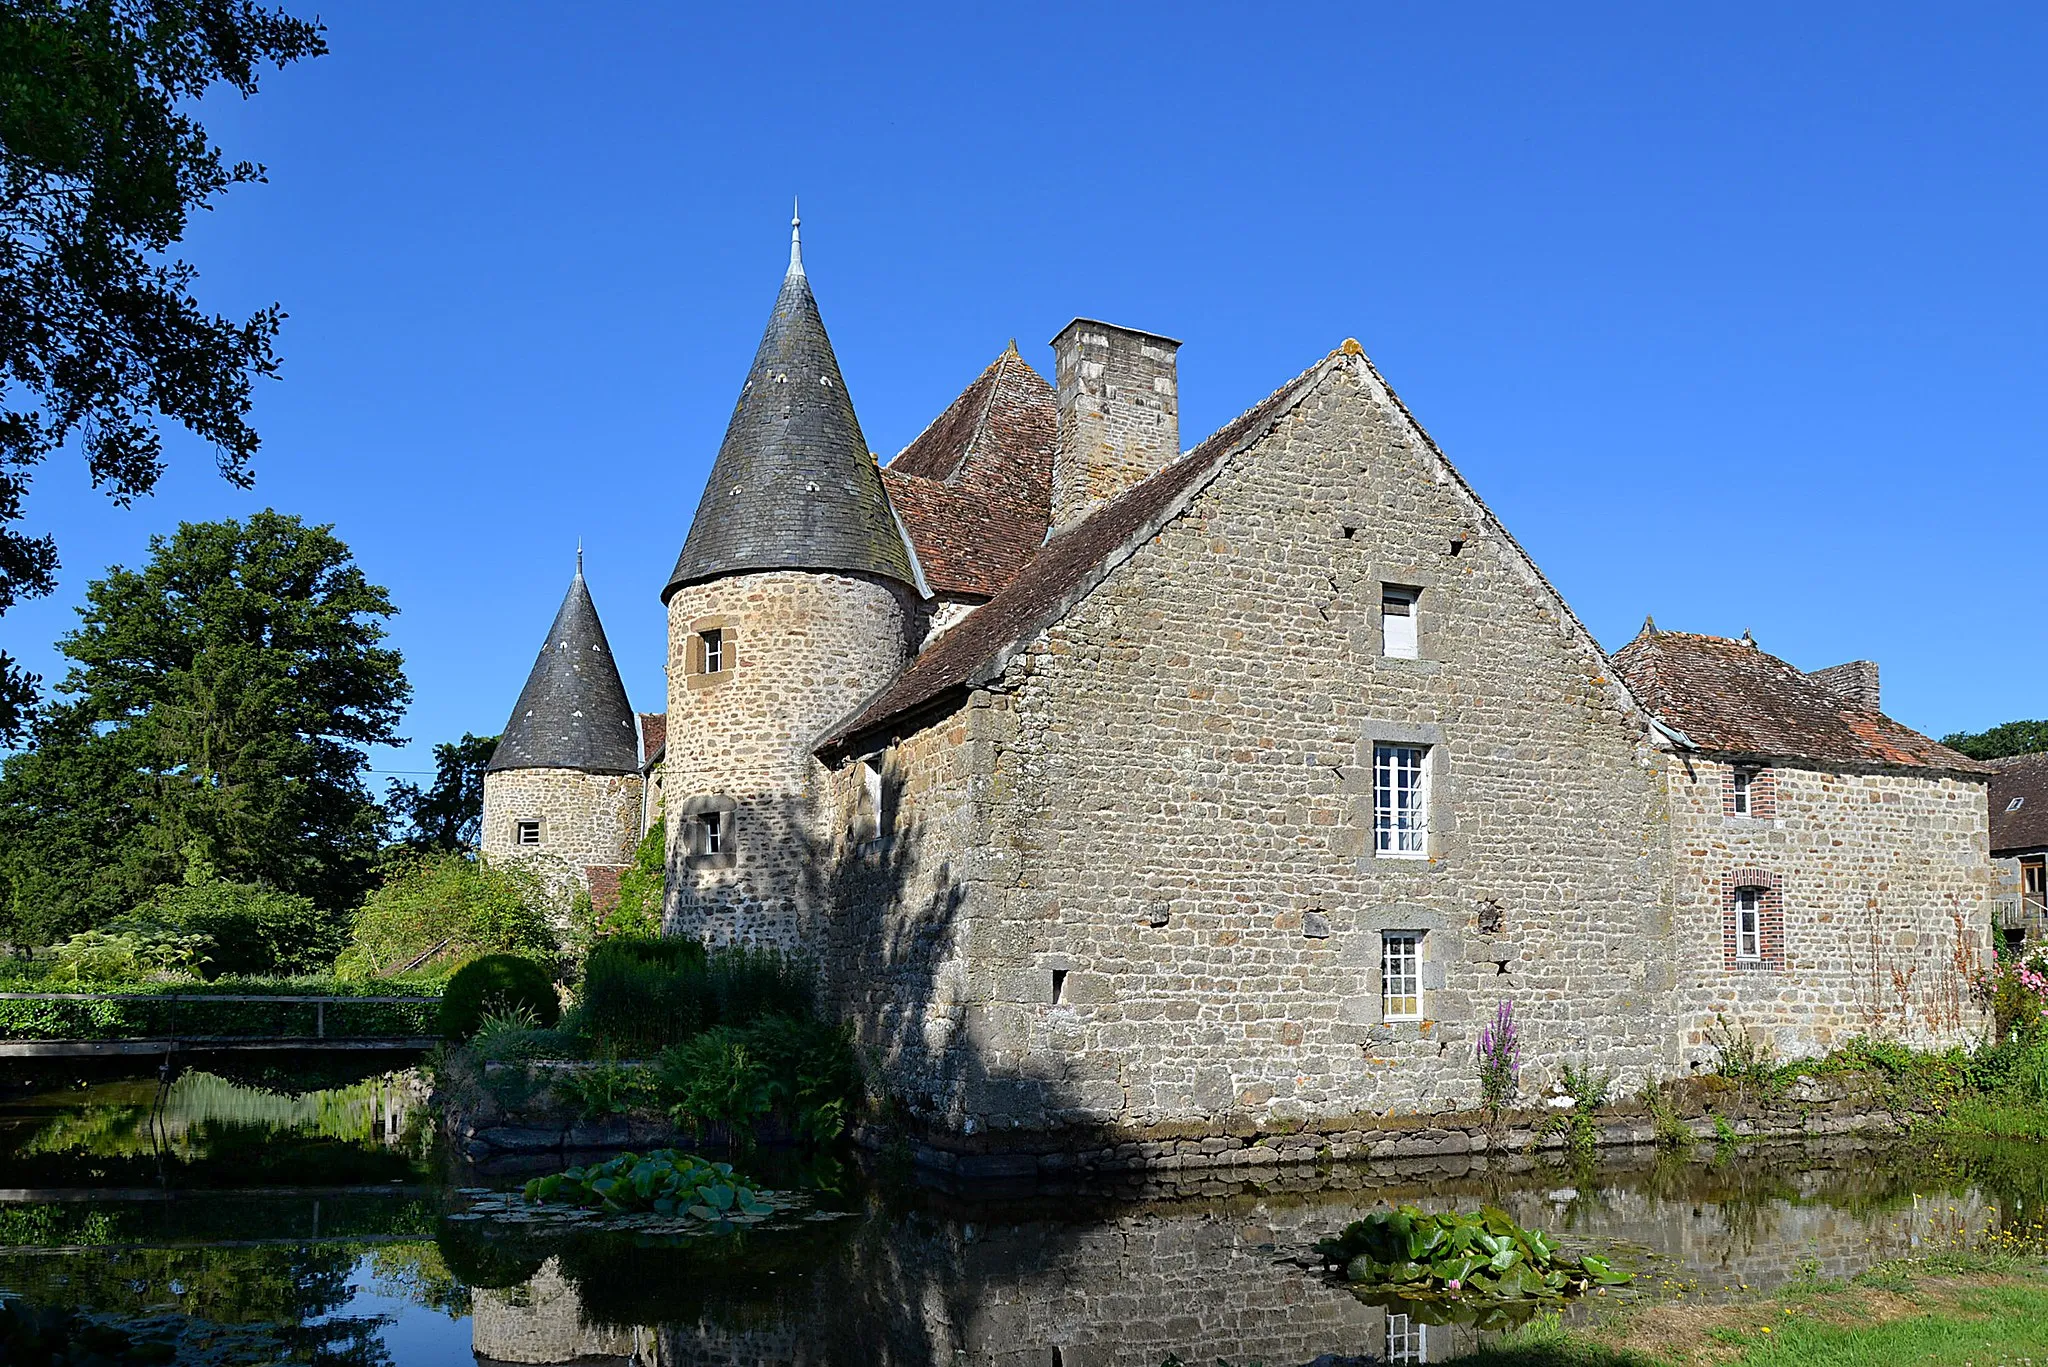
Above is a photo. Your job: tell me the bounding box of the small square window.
[1381,586,1420,659]
[1374,743,1429,857]
[695,812,724,856]
[1734,887,1763,961]
[514,819,542,847]
[1382,932,1422,1021]
[697,628,725,675]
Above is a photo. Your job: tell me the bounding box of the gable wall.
[1668,756,1992,1056]
[936,361,1681,1136]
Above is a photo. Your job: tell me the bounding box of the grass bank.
[1453,1245,2048,1366]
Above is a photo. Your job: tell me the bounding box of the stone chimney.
[1810,659,1881,711]
[1049,319,1181,528]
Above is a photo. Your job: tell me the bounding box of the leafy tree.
[385,732,497,851]
[1942,720,2048,762]
[0,0,326,741]
[0,511,408,944]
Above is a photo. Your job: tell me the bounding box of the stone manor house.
[480,218,1995,1160]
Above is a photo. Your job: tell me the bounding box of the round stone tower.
[660,215,919,950]
[481,560,644,907]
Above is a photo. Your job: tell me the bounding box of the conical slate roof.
[488,569,640,775]
[661,220,914,601]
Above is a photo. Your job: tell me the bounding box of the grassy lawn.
[1451,1250,2048,1366]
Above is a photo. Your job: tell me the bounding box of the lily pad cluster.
[522,1149,775,1220]
[1315,1205,1630,1299]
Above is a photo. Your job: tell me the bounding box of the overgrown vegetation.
[335,852,561,979]
[522,1149,775,1220]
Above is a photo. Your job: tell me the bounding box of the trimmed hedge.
[440,955,560,1041]
[0,977,441,1041]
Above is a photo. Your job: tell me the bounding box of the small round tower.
[481,559,644,907]
[660,214,919,950]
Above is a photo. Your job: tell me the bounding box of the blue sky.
[8,3,2044,782]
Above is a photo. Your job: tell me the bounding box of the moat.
[2,1065,2045,1365]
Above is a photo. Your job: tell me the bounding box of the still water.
[1,1064,2044,1365]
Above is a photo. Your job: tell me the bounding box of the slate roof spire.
[488,563,639,775]
[661,216,914,601]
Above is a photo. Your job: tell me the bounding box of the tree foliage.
[1942,720,2048,762]
[0,0,326,740]
[385,732,497,851]
[136,874,336,976]
[0,511,408,944]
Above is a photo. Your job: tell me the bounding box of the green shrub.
[553,1061,660,1119]
[138,879,340,976]
[657,1029,773,1141]
[336,852,560,980]
[579,939,813,1055]
[653,1015,859,1145]
[581,938,709,1054]
[440,955,559,1041]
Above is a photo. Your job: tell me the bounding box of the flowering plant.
[1972,956,2048,1043]
[1477,999,1520,1111]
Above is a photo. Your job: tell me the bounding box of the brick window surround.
[1722,867,1785,971]
[1724,763,1777,819]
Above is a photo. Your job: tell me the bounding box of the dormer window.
[2009,797,2026,814]
[515,819,542,847]
[1381,586,1420,660]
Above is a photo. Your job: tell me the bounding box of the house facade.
[484,221,1994,1158]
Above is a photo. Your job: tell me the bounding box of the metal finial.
[576,538,583,576]
[789,196,803,276]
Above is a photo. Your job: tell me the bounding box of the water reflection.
[452,1139,2032,1366]
[1,1070,2046,1367]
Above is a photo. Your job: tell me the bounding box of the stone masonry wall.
[818,698,993,1127]
[480,766,641,903]
[1668,756,1993,1057]
[1050,321,1181,527]
[855,358,1686,1144]
[663,569,917,951]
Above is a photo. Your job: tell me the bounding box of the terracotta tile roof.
[822,353,1333,752]
[880,343,1057,599]
[1611,628,1988,774]
[637,712,666,768]
[1989,752,2048,855]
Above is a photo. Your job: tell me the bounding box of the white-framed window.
[1731,767,1753,816]
[694,812,725,857]
[1734,886,1763,961]
[1386,1312,1426,1365]
[1382,932,1422,1021]
[514,819,542,847]
[1374,743,1429,857]
[1381,585,1420,660]
[698,627,725,674]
